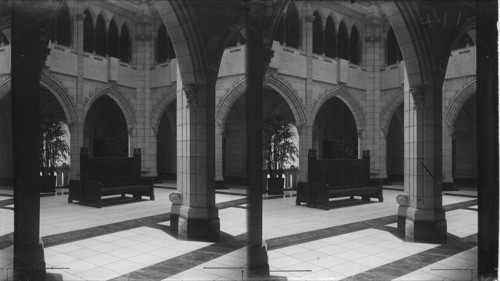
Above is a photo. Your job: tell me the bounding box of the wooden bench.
[68,148,155,208]
[296,150,383,210]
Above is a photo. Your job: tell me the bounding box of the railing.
[263,167,299,189]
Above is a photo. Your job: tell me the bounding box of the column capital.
[447,125,456,138]
[262,46,275,73]
[380,128,388,139]
[296,123,304,135]
[150,124,158,137]
[128,127,135,137]
[410,86,425,109]
[183,82,198,107]
[217,123,226,136]
[357,129,364,139]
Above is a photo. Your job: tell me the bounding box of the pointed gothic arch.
[0,73,77,126]
[313,86,366,134]
[379,88,404,138]
[150,88,177,137]
[84,84,136,131]
[444,77,477,130]
[216,74,307,129]
[40,71,78,126]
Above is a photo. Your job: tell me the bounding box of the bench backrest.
[308,149,369,188]
[80,147,141,185]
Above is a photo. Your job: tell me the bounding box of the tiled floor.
[0,186,478,281]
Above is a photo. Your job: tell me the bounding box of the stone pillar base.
[13,241,46,280]
[397,215,406,236]
[178,205,220,242]
[396,195,409,237]
[405,208,447,243]
[246,243,270,279]
[178,216,220,242]
[215,180,227,189]
[170,214,179,232]
[442,181,457,191]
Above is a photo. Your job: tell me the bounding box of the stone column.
[215,123,225,188]
[403,84,447,243]
[134,4,156,177]
[363,5,385,179]
[11,3,52,279]
[70,10,85,181]
[246,1,271,277]
[297,7,314,183]
[476,1,498,276]
[441,125,454,190]
[176,67,219,241]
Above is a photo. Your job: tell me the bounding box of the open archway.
[452,94,477,187]
[386,104,404,182]
[222,88,297,186]
[313,97,358,159]
[84,95,128,157]
[157,100,176,180]
[0,85,71,187]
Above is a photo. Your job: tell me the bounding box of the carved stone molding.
[183,83,198,107]
[410,87,425,109]
[76,13,86,21]
[379,87,404,140]
[443,75,476,121]
[217,123,226,136]
[135,34,152,41]
[447,125,456,138]
[262,47,275,72]
[86,82,120,106]
[313,83,347,110]
[128,127,135,137]
[380,128,388,139]
[67,121,76,132]
[150,124,158,137]
[296,124,304,135]
[357,129,364,139]
[304,15,315,22]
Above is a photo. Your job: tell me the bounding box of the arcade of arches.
[0,1,497,280]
